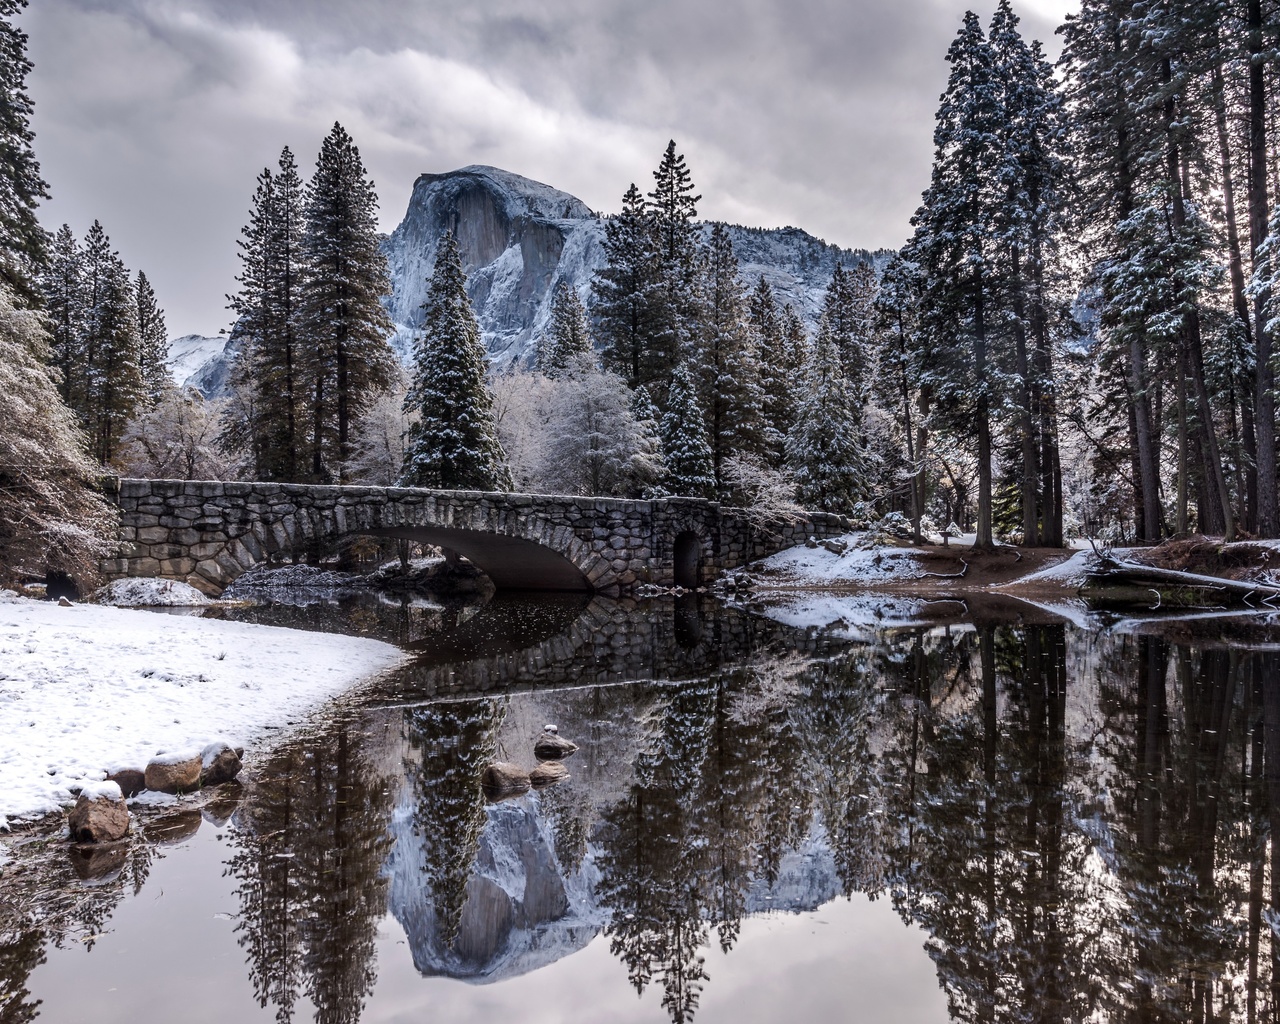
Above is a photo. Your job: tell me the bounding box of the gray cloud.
[24,0,1074,337]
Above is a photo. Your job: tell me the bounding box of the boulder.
[105,768,146,799]
[67,783,129,843]
[529,761,570,787]
[481,762,531,795]
[821,538,849,555]
[199,741,243,787]
[534,732,579,761]
[144,750,202,794]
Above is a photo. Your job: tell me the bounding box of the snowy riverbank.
[0,594,406,827]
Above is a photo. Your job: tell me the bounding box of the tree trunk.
[973,263,994,550]
[1250,0,1277,537]
[1129,339,1162,543]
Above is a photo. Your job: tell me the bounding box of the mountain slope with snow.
[383,164,890,368]
[177,165,890,396]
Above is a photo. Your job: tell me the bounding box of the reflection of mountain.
[387,793,604,982]
[385,787,848,984]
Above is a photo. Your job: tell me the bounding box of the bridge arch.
[103,481,851,597]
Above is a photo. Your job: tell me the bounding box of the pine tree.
[872,253,929,538]
[786,317,866,514]
[78,222,143,466]
[692,224,765,495]
[538,280,593,376]
[221,148,308,481]
[988,0,1069,546]
[907,12,1004,549]
[594,183,668,390]
[647,141,704,381]
[299,124,398,482]
[747,276,792,467]
[41,224,83,407]
[823,262,877,400]
[660,362,715,499]
[401,231,511,491]
[135,270,168,405]
[0,1,48,305]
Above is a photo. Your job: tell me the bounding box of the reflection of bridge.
[370,595,860,703]
[103,480,848,596]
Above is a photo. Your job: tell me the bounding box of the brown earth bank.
[747,534,1280,603]
[1126,535,1280,582]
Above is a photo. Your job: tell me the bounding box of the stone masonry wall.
[103,480,850,596]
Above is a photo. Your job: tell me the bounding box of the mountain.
[383,164,890,368]
[172,165,889,396]
[166,333,233,392]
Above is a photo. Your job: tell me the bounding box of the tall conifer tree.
[906,12,1003,549]
[647,141,703,380]
[222,148,308,480]
[693,224,766,493]
[0,0,47,305]
[299,123,397,482]
[135,270,168,405]
[660,362,715,499]
[538,281,593,376]
[786,317,866,515]
[595,183,667,390]
[747,276,792,467]
[42,224,83,407]
[401,232,510,491]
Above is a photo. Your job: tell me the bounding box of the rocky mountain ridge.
[169,164,889,394]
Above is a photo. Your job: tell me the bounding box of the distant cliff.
[382,164,889,368]
[171,164,889,393]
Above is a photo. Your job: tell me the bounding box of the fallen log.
[911,560,969,581]
[1090,555,1280,604]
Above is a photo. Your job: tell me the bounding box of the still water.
[6,592,1280,1024]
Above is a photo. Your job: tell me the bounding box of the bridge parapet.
[103,480,849,596]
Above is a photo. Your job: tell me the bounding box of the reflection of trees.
[0,929,44,1024]
[227,718,396,1024]
[595,665,815,1023]
[402,698,505,948]
[875,624,1101,1023]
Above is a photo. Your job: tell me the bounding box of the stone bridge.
[103,480,850,596]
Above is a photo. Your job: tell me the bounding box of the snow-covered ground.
[753,533,923,587]
[0,594,405,827]
[998,548,1097,589]
[93,577,212,607]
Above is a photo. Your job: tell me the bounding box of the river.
[4,590,1279,1023]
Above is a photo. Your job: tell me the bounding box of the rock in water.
[106,767,146,798]
[199,741,243,787]
[145,750,203,794]
[67,782,129,843]
[481,762,531,795]
[529,761,570,788]
[534,733,579,761]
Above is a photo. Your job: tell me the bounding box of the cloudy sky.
[23,0,1077,338]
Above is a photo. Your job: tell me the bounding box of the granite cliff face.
[381,164,887,368]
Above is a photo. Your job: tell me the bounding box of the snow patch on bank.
[93,578,212,607]
[0,596,404,826]
[753,533,923,587]
[756,592,936,637]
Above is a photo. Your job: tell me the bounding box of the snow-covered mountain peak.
[403,165,595,228]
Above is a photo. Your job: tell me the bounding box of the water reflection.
[12,600,1280,1023]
